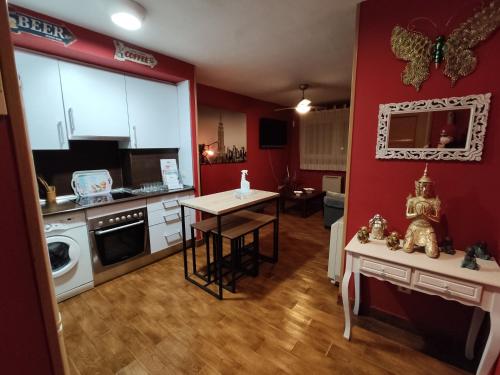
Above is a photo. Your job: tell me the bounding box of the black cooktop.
[73,191,136,207]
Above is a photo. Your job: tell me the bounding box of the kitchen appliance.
[44,211,94,301]
[88,206,149,278]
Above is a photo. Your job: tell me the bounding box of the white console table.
[342,236,500,375]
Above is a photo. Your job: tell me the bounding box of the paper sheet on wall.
[161,159,182,189]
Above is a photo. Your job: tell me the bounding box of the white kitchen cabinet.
[58,61,130,140]
[121,76,180,149]
[177,80,194,186]
[15,50,69,150]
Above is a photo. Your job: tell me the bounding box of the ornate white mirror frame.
[375,93,491,161]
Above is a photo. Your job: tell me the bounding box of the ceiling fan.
[275,84,323,114]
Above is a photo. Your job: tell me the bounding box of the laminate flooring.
[60,210,469,375]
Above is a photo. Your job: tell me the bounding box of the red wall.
[197,84,292,195]
[9,4,200,196]
[348,0,500,371]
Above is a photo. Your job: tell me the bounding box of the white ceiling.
[10,0,359,106]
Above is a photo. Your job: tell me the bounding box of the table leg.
[216,215,223,299]
[181,205,188,279]
[466,307,485,360]
[476,294,500,375]
[342,252,354,340]
[274,197,279,263]
[302,200,307,217]
[353,270,360,316]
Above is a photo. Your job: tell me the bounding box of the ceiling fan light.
[296,98,312,114]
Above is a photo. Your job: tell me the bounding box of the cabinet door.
[15,50,68,150]
[59,61,129,140]
[123,76,179,149]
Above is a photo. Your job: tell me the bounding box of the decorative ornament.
[469,241,493,260]
[402,164,441,258]
[439,236,456,255]
[357,226,370,244]
[386,232,401,251]
[461,247,480,270]
[391,1,500,91]
[369,214,388,240]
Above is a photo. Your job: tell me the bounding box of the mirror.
[376,93,491,161]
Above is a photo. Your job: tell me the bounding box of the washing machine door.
[46,236,81,278]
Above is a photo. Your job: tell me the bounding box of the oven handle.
[94,220,145,235]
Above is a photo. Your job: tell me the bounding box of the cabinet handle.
[68,107,75,134]
[164,232,182,245]
[133,126,138,148]
[57,121,64,148]
[164,213,181,223]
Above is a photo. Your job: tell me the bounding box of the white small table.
[342,236,500,375]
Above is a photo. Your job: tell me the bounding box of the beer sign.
[9,11,76,46]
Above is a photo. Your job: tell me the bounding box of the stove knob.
[109,218,114,223]
[138,212,143,217]
[127,215,132,219]
[133,213,138,218]
[121,216,126,220]
[98,221,103,226]
[115,217,120,222]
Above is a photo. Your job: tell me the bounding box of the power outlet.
[397,286,412,294]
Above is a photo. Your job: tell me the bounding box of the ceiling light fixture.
[110,0,146,31]
[295,84,312,114]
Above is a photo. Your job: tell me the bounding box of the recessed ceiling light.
[110,0,146,31]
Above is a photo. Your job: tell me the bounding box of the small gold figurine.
[386,231,401,251]
[357,226,370,244]
[369,214,387,240]
[403,164,441,258]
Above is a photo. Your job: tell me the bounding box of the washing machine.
[44,211,94,302]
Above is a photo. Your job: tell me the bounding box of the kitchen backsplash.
[33,141,178,198]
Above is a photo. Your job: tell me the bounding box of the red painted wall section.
[0,118,53,373]
[197,84,293,195]
[349,0,500,372]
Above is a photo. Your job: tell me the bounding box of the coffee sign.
[114,40,158,68]
[9,11,76,46]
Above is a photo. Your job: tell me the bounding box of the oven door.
[90,219,148,271]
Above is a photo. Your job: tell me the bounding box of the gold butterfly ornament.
[391,1,500,91]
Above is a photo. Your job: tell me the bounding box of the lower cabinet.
[147,192,195,254]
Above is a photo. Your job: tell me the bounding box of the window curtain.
[299,107,349,171]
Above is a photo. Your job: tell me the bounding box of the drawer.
[413,270,482,304]
[148,207,184,226]
[359,257,411,285]
[147,192,194,213]
[149,219,191,254]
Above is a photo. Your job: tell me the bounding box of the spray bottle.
[240,169,250,193]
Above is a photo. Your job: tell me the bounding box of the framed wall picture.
[198,105,247,164]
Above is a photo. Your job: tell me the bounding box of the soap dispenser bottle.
[240,169,250,193]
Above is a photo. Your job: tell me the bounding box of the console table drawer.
[413,270,483,304]
[359,257,411,284]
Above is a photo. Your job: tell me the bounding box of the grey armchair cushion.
[324,193,345,228]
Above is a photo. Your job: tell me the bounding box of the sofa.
[323,191,345,228]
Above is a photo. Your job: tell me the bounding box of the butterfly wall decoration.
[391,1,500,91]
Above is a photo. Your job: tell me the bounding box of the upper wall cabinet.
[121,76,180,149]
[58,61,130,140]
[15,50,69,150]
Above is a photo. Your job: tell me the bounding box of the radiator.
[322,175,342,193]
[328,217,344,283]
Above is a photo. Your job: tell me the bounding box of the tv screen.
[259,118,287,148]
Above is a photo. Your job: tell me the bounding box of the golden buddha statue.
[403,165,441,258]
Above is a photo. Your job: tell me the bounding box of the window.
[300,108,349,171]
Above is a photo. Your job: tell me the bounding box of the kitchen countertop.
[41,185,195,217]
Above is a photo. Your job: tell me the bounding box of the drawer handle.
[162,200,179,209]
[165,232,182,244]
[164,213,181,223]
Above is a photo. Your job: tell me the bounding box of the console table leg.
[353,270,360,316]
[342,252,354,340]
[476,295,500,375]
[466,307,485,360]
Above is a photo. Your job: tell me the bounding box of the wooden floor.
[61,210,469,375]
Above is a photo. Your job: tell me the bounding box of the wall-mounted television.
[259,118,287,148]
